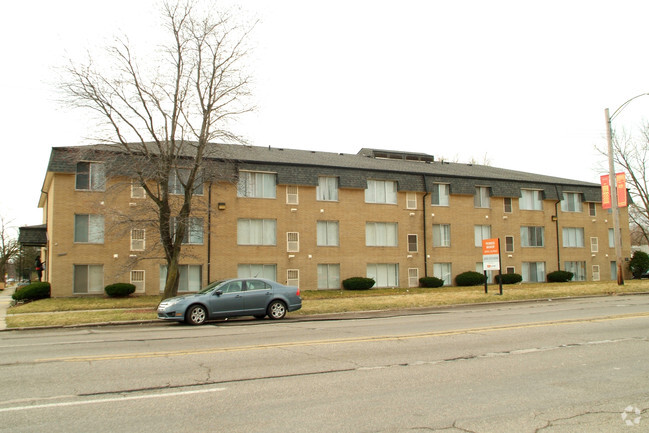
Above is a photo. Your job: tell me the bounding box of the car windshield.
[198,280,226,294]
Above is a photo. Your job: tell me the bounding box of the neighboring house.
[37,143,631,297]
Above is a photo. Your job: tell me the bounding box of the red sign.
[601,173,627,209]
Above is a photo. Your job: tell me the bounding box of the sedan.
[157,278,302,325]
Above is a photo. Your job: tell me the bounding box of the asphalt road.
[1,295,648,433]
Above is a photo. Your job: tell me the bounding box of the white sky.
[2,0,649,231]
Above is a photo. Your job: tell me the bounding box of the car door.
[207,280,244,317]
[242,279,273,314]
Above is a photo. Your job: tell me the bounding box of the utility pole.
[604,108,624,285]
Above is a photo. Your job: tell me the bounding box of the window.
[160,265,201,292]
[287,269,299,287]
[503,197,513,213]
[561,192,582,212]
[589,202,597,217]
[367,263,398,287]
[407,234,418,253]
[590,237,599,253]
[75,162,105,191]
[609,228,615,248]
[408,268,419,287]
[131,229,145,251]
[365,180,397,204]
[73,264,104,294]
[563,227,585,248]
[130,270,145,293]
[286,186,299,205]
[169,168,203,195]
[432,224,451,247]
[520,226,544,247]
[238,264,277,281]
[317,176,338,201]
[237,219,277,245]
[317,264,340,289]
[474,225,491,247]
[74,214,104,243]
[431,184,449,206]
[131,179,145,198]
[592,265,600,281]
[520,189,543,211]
[505,236,514,252]
[522,262,545,282]
[366,222,398,246]
[406,192,417,209]
[611,261,617,281]
[506,266,516,274]
[237,171,276,198]
[474,186,490,208]
[433,263,452,286]
[171,217,204,244]
[317,221,339,246]
[565,261,585,281]
[287,232,299,252]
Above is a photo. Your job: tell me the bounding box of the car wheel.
[186,305,207,325]
[267,300,287,320]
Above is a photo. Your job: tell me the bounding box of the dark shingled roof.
[45,142,603,201]
[18,224,47,247]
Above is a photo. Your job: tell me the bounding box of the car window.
[221,281,243,293]
[246,280,269,291]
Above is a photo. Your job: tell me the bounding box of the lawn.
[6,280,649,328]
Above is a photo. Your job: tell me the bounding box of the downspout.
[554,186,561,271]
[207,182,212,283]
[422,175,429,277]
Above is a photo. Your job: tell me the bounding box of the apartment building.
[38,143,631,297]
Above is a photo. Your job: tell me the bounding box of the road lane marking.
[35,311,649,363]
[0,387,226,413]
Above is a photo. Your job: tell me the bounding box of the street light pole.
[604,92,649,285]
[604,108,624,285]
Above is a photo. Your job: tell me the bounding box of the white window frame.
[406,192,417,210]
[367,263,398,287]
[365,180,397,204]
[317,264,341,289]
[287,232,299,252]
[407,234,418,253]
[520,226,544,247]
[592,265,600,281]
[589,202,597,217]
[590,237,599,253]
[74,214,105,244]
[474,225,491,247]
[238,264,277,281]
[160,264,202,292]
[561,192,583,212]
[317,221,339,246]
[237,219,277,246]
[408,268,419,287]
[503,197,513,213]
[522,262,546,282]
[286,185,299,205]
[433,263,452,286]
[432,224,451,247]
[131,179,146,198]
[171,217,204,245]
[75,161,106,191]
[505,235,515,253]
[520,189,543,211]
[287,269,299,287]
[316,176,339,201]
[130,270,145,293]
[73,264,104,294]
[366,222,398,247]
[131,229,146,251]
[431,183,450,207]
[562,227,585,248]
[565,261,585,281]
[474,186,490,208]
[237,171,276,199]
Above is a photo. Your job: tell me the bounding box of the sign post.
[482,238,503,295]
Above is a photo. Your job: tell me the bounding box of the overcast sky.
[2,0,649,231]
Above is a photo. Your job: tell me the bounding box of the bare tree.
[61,0,255,298]
[599,124,649,245]
[0,217,20,282]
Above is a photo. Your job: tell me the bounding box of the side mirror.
[214,290,223,296]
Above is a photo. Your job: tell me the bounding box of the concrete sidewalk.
[0,285,16,331]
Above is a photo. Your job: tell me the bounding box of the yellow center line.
[36,311,649,363]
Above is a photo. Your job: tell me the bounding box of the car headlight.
[159,298,183,309]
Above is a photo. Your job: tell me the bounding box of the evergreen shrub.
[546,270,574,283]
[12,282,51,301]
[342,277,375,290]
[455,271,486,286]
[104,283,136,297]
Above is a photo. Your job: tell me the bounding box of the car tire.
[186,305,207,325]
[267,300,287,320]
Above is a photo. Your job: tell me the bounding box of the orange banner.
[601,175,611,209]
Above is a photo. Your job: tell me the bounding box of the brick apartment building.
[38,143,631,297]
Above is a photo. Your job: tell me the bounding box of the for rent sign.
[482,238,500,271]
